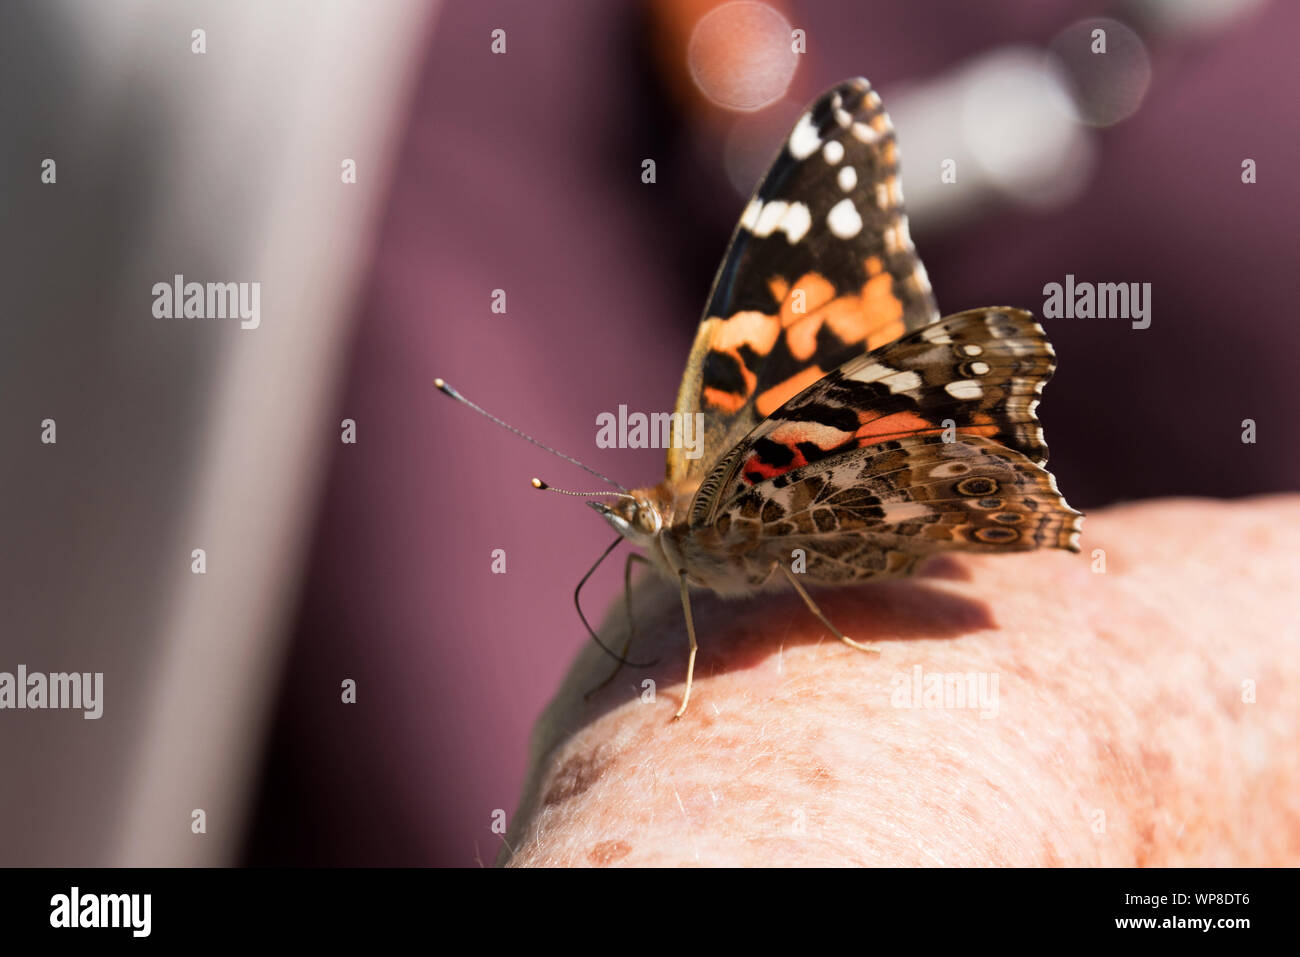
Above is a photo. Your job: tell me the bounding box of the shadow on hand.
[569,554,996,727]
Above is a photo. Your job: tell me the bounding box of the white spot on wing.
[913,260,933,296]
[754,200,788,236]
[837,166,857,192]
[789,112,821,160]
[847,362,921,394]
[969,361,991,375]
[887,370,922,393]
[745,199,812,244]
[851,122,880,144]
[849,362,890,382]
[880,502,931,523]
[781,202,811,243]
[822,140,844,164]
[883,220,914,254]
[826,198,862,239]
[945,380,983,400]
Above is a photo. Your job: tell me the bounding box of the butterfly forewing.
[689,307,1060,525]
[668,77,939,482]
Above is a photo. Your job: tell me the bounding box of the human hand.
[503,496,1300,866]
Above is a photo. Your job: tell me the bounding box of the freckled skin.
[505,498,1300,867]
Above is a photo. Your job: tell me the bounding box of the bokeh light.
[1049,18,1152,128]
[687,1,798,112]
[960,48,1094,208]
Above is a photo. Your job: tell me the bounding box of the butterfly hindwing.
[668,77,939,483]
[689,307,1057,526]
[709,433,1083,587]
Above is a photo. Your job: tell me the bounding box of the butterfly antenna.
[531,478,636,503]
[435,378,629,492]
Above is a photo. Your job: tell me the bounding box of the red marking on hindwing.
[741,446,807,483]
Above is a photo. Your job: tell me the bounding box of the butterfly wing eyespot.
[702,433,1083,588]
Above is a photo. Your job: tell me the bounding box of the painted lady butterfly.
[439,77,1082,717]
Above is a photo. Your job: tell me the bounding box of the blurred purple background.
[238,0,1299,865]
[1,0,1292,868]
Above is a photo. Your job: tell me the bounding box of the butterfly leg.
[674,570,698,719]
[776,561,879,654]
[583,552,652,699]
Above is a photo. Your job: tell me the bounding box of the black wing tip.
[807,77,881,118]
[817,76,873,98]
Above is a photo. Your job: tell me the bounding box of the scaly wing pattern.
[711,433,1082,586]
[667,77,938,483]
[691,307,1058,526]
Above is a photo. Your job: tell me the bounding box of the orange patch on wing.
[785,314,828,360]
[819,294,872,348]
[779,268,894,369]
[703,386,746,414]
[854,411,1000,446]
[767,277,790,303]
[855,411,933,442]
[702,310,780,412]
[755,365,825,417]
[711,310,780,355]
[777,272,861,366]
[861,271,903,327]
[779,273,835,327]
[860,271,905,348]
[864,322,906,350]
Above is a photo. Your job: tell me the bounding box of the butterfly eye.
[634,503,662,534]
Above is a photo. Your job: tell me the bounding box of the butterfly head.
[589,494,663,547]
